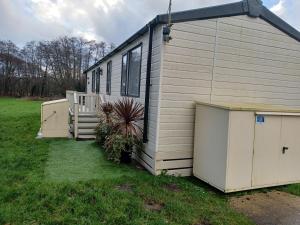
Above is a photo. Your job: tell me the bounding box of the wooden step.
[78,129,96,135]
[78,117,100,123]
[78,113,98,117]
[71,114,99,120]
[78,123,98,129]
[77,134,96,140]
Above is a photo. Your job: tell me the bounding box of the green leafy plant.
[104,98,144,163]
[95,102,114,146]
[104,134,136,163]
[95,120,112,146]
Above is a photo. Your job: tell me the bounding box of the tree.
[0,36,115,97]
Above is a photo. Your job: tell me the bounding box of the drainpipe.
[143,23,155,143]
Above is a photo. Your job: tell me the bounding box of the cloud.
[0,0,299,47]
[270,0,300,32]
[270,0,285,16]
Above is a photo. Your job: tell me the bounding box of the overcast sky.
[0,0,299,46]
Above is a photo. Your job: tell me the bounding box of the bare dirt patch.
[230,191,300,225]
[144,199,165,212]
[115,184,134,193]
[164,183,181,192]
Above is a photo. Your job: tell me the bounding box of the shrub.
[95,121,112,146]
[104,134,136,163]
[96,98,144,163]
[113,98,144,138]
[100,102,114,124]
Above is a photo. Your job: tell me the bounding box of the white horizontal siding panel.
[164,45,214,58]
[213,80,300,94]
[156,159,193,170]
[215,60,300,76]
[167,39,215,52]
[163,61,213,73]
[162,77,212,87]
[214,67,300,83]
[172,22,216,37]
[218,37,300,58]
[217,45,300,64]
[214,73,300,89]
[159,137,193,145]
[159,129,194,138]
[159,144,193,152]
[156,150,193,160]
[161,86,211,95]
[215,52,300,70]
[160,115,194,123]
[160,108,195,116]
[162,69,212,80]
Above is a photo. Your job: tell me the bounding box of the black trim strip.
[260,6,300,42]
[143,24,154,143]
[157,1,246,23]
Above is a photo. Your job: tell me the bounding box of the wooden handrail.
[66,91,105,139]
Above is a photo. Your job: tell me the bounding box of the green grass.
[45,140,137,182]
[279,184,300,196]
[3,97,293,225]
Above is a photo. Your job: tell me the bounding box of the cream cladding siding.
[87,26,163,174]
[157,15,300,175]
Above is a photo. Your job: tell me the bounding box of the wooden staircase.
[66,91,104,140]
[70,113,100,139]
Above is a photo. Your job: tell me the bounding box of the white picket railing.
[66,90,105,138]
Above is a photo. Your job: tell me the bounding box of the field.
[0,98,298,225]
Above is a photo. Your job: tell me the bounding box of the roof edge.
[84,0,300,74]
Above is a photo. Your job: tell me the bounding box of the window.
[96,67,101,94]
[121,54,128,95]
[120,44,142,97]
[106,61,112,95]
[92,70,95,93]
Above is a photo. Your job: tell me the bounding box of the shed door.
[278,116,300,183]
[252,116,281,187]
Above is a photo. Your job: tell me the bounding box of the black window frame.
[120,54,128,96]
[96,67,101,94]
[106,61,112,95]
[92,70,96,93]
[120,43,142,98]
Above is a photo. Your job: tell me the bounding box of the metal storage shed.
[194,102,300,192]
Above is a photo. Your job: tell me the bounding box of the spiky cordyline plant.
[113,97,144,139]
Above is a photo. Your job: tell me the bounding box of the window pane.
[92,70,95,93]
[127,46,142,97]
[106,61,112,95]
[120,55,127,95]
[96,68,100,94]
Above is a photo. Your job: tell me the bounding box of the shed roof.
[196,101,300,114]
[84,0,300,74]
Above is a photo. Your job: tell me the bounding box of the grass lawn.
[0,98,298,225]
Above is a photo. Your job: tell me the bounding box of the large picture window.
[92,70,95,93]
[106,61,112,95]
[120,44,142,97]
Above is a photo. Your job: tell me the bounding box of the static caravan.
[83,0,300,189]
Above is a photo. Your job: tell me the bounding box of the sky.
[0,0,299,47]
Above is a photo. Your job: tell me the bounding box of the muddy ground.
[230,191,300,225]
